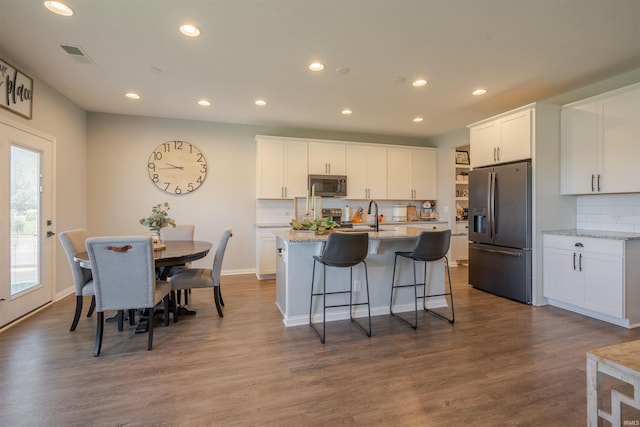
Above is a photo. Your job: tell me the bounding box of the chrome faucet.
[368,200,379,232]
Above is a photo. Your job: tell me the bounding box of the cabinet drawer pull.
[597,174,601,192]
[573,252,576,270]
[591,174,595,192]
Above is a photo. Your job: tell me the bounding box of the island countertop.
[273,225,434,243]
[274,225,449,327]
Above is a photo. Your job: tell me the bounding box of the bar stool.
[390,229,454,329]
[309,232,372,343]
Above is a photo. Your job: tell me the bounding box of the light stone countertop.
[256,220,448,228]
[544,229,640,241]
[273,226,431,243]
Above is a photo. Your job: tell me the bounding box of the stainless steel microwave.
[308,175,347,197]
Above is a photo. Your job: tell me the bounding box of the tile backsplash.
[577,194,640,232]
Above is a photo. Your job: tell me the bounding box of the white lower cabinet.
[451,221,469,265]
[409,222,448,231]
[543,234,640,327]
[256,227,288,279]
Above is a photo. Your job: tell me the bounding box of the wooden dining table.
[74,240,213,275]
[74,240,213,329]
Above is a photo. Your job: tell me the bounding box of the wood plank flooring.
[2,266,640,426]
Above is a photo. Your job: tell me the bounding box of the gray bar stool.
[309,232,372,343]
[390,229,455,329]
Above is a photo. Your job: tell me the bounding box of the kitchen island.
[274,226,448,326]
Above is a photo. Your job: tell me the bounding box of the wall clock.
[147,140,207,195]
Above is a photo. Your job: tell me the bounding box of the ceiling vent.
[59,44,95,65]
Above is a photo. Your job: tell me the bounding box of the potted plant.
[140,202,176,243]
[290,217,340,234]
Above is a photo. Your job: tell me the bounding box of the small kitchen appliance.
[308,175,347,197]
[392,205,407,222]
[420,200,438,220]
[321,208,343,225]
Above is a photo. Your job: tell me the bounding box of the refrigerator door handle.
[473,246,523,257]
[489,171,496,239]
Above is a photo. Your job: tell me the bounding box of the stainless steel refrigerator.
[468,161,532,303]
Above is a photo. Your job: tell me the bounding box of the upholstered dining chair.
[160,224,195,241]
[160,224,195,306]
[85,236,171,357]
[59,229,95,331]
[168,228,232,319]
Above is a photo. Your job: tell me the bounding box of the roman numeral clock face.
[147,141,207,195]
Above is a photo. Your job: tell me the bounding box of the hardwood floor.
[2,266,640,426]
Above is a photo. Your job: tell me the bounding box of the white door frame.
[0,115,56,328]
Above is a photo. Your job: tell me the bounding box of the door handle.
[591,174,595,192]
[47,231,56,238]
[573,252,576,270]
[579,253,583,271]
[597,174,601,192]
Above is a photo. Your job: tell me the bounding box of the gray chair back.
[85,236,157,312]
[59,229,93,295]
[211,228,232,285]
[410,230,452,262]
[318,232,368,267]
[160,224,194,241]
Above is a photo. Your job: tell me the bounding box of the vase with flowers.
[139,202,176,247]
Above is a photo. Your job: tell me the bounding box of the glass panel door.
[0,119,53,328]
[11,145,41,295]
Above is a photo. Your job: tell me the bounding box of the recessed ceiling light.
[125,92,140,100]
[198,100,211,107]
[309,62,325,71]
[44,1,73,16]
[472,88,488,96]
[412,79,428,87]
[413,117,424,123]
[341,109,352,116]
[180,24,201,37]
[255,99,267,106]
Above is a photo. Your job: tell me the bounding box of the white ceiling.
[1,0,639,139]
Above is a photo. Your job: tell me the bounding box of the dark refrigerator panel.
[468,167,493,245]
[467,161,532,304]
[468,162,531,248]
[469,243,532,303]
[492,162,531,249]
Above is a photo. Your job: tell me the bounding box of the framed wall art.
[455,150,470,165]
[0,57,33,119]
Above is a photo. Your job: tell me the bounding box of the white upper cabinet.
[256,136,438,202]
[308,142,346,175]
[387,147,436,200]
[561,83,640,195]
[469,107,532,167]
[256,137,308,199]
[346,144,387,199]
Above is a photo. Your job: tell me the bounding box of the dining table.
[74,239,213,330]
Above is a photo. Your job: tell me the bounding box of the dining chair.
[390,229,455,329]
[59,229,96,331]
[168,228,232,319]
[85,236,171,357]
[160,224,195,306]
[309,232,371,343]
